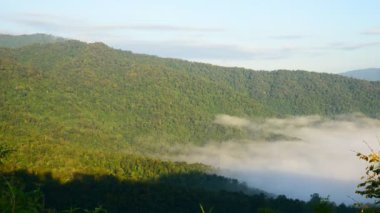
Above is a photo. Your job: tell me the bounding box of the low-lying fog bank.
[172,114,380,204]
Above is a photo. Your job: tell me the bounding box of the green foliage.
[200,204,213,213]
[308,193,336,213]
[0,177,44,213]
[257,208,277,213]
[0,33,65,48]
[0,144,13,165]
[0,38,379,149]
[356,148,380,203]
[0,34,379,212]
[0,171,362,213]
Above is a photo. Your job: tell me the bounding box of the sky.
[1,0,380,73]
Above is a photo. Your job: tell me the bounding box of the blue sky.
[1,0,380,73]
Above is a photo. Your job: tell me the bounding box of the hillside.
[0,34,374,212]
[0,33,65,48]
[0,39,379,148]
[340,68,380,81]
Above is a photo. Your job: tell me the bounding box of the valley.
[0,34,379,212]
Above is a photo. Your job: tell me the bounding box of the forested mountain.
[0,33,65,48]
[0,34,378,212]
[340,68,380,81]
[1,38,379,147]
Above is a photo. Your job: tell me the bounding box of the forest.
[0,144,363,212]
[0,34,379,212]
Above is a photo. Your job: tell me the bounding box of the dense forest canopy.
[0,34,379,212]
[1,35,379,147]
[0,33,66,48]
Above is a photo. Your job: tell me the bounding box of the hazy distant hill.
[340,68,380,81]
[0,33,65,48]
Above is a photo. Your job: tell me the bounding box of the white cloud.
[169,114,380,203]
[362,27,380,35]
[269,35,308,40]
[116,40,258,60]
[95,24,223,32]
[214,114,251,128]
[329,41,380,51]
[2,12,223,33]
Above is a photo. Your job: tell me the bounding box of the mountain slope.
[340,68,380,81]
[1,39,379,149]
[0,34,376,212]
[0,33,65,48]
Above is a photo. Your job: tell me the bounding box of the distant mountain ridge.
[0,33,65,48]
[340,68,380,81]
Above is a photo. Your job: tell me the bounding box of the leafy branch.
[355,141,380,203]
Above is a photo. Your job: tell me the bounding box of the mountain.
[0,34,377,212]
[340,68,380,81]
[0,36,379,148]
[0,33,65,48]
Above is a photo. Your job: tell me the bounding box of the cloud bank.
[2,12,222,33]
[171,114,380,204]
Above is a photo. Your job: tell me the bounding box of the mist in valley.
[170,114,380,204]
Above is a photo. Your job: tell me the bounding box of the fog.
[173,114,380,204]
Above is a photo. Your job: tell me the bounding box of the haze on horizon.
[1,0,380,73]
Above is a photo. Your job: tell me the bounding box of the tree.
[0,144,13,165]
[308,193,336,213]
[356,145,380,203]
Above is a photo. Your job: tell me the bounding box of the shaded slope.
[3,170,357,213]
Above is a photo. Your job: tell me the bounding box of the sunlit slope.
[0,39,379,147]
